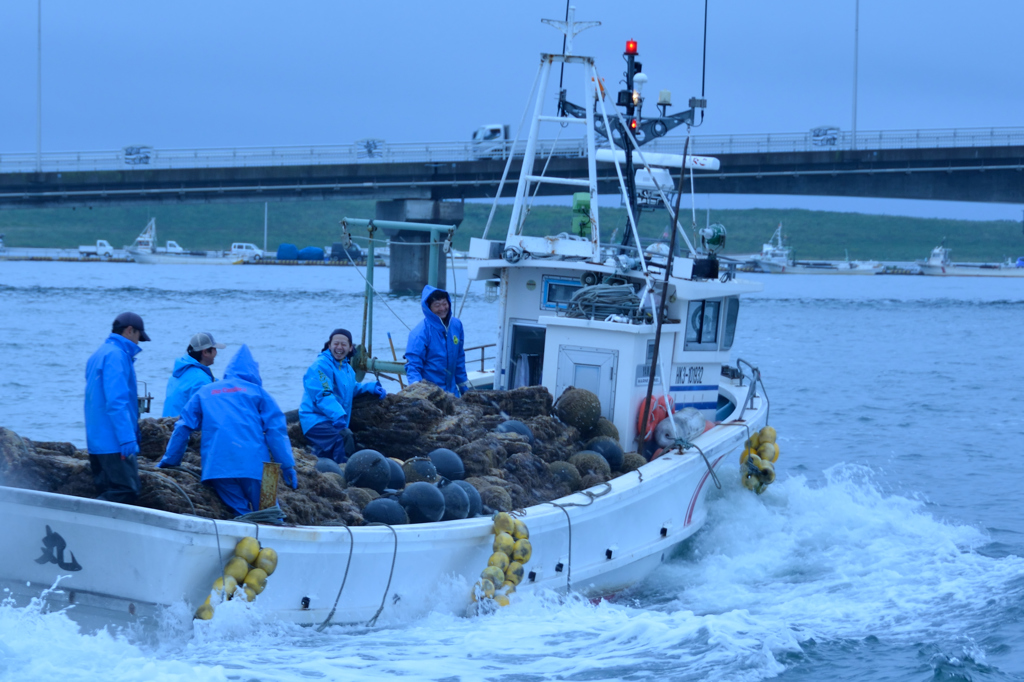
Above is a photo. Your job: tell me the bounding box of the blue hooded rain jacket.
[404,285,468,395]
[299,349,379,434]
[84,333,141,454]
[162,356,214,418]
[160,344,294,481]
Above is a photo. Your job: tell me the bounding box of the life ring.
[637,395,673,442]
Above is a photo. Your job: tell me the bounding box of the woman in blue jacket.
[159,344,297,516]
[299,328,386,463]
[162,331,225,418]
[405,286,468,395]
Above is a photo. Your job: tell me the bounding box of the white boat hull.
[0,385,765,626]
[130,250,241,265]
[917,263,1024,277]
[754,260,881,275]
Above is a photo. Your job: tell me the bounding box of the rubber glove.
[282,466,298,490]
[457,383,471,396]
[373,382,387,400]
[120,441,139,462]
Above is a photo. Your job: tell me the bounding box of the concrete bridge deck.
[1,127,1022,208]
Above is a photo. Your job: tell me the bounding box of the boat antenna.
[697,0,708,126]
[543,5,600,115]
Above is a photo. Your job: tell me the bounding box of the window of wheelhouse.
[721,297,740,350]
[684,299,720,350]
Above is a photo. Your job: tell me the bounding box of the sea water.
[1,262,1023,682]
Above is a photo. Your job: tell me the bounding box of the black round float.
[453,480,482,518]
[344,449,390,493]
[496,419,534,444]
[362,497,409,525]
[437,478,470,520]
[428,448,465,481]
[386,458,406,490]
[399,481,446,523]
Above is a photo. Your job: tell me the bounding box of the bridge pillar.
[376,199,464,295]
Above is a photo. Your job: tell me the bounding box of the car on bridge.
[811,126,840,147]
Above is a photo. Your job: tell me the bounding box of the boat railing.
[464,343,496,373]
[4,126,1024,173]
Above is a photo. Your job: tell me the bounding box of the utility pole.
[852,0,859,151]
[36,0,42,173]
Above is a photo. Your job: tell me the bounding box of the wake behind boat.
[0,20,773,628]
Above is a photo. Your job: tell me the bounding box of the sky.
[1,0,1022,221]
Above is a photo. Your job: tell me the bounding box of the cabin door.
[555,346,617,419]
[507,321,546,389]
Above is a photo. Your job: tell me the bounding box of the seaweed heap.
[0,382,643,526]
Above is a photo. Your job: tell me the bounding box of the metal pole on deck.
[428,229,439,289]
[263,202,268,252]
[638,138,688,453]
[366,222,376,356]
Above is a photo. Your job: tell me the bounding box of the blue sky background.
[1,0,1022,220]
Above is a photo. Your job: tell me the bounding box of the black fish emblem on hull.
[35,525,82,571]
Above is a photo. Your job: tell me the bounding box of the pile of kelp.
[0,382,646,526]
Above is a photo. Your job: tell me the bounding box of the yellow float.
[471,512,533,610]
[194,536,279,620]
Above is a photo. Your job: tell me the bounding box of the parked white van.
[230,243,264,261]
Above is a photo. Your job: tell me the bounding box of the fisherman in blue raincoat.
[162,331,226,418]
[300,328,386,463]
[158,344,297,516]
[405,285,469,396]
[85,311,150,504]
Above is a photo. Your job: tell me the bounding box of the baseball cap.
[189,331,226,351]
[113,312,151,342]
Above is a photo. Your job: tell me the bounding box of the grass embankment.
[0,201,1021,262]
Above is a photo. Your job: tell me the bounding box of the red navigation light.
[625,39,638,55]
[629,118,638,131]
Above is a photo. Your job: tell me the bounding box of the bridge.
[0,126,1022,209]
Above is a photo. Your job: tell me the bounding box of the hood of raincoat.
[224,344,262,386]
[420,285,452,325]
[171,355,214,380]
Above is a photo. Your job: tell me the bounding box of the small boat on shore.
[126,219,243,265]
[916,242,1024,277]
[751,224,881,274]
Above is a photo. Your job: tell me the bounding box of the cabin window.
[684,300,720,350]
[542,276,583,310]
[721,297,740,350]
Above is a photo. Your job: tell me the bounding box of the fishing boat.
[126,218,242,265]
[751,223,881,274]
[0,26,770,628]
[916,241,1024,277]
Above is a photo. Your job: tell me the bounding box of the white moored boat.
[916,241,1024,277]
[752,224,881,274]
[0,29,770,628]
[126,218,242,265]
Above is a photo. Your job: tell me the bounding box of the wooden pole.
[259,461,281,510]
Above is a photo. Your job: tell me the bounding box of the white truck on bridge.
[78,240,114,259]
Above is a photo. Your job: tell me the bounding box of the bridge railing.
[2,126,1023,174]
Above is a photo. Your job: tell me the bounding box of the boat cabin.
[468,245,759,453]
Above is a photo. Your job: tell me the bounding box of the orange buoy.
[637,395,674,442]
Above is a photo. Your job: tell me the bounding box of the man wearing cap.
[405,285,469,396]
[84,312,150,504]
[162,332,226,418]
